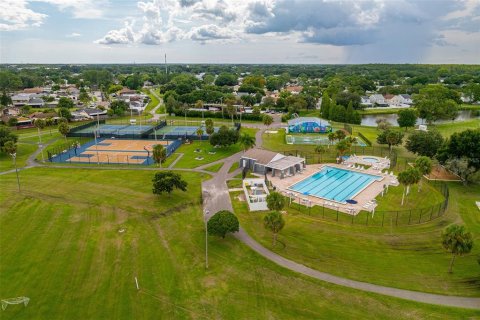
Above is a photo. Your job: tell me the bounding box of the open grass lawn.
[359,108,407,115]
[233,179,480,297]
[433,120,479,137]
[0,168,477,319]
[169,128,257,169]
[228,161,239,173]
[143,89,160,113]
[203,162,224,172]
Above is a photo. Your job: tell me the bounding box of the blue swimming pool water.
[362,157,379,163]
[289,166,382,203]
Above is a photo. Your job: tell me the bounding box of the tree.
[335,130,346,141]
[238,133,256,152]
[196,127,204,140]
[58,107,72,121]
[0,91,12,107]
[109,100,129,117]
[262,114,273,129]
[413,85,459,123]
[445,158,477,185]
[376,117,391,131]
[152,144,167,167]
[266,191,285,211]
[397,168,421,205]
[414,156,432,191]
[79,90,90,104]
[21,104,31,115]
[377,129,404,153]
[0,126,18,152]
[442,224,473,273]
[209,125,239,147]
[58,123,70,141]
[207,210,239,238]
[264,211,285,246]
[152,171,187,195]
[327,132,336,148]
[7,117,18,127]
[438,129,480,170]
[336,139,350,162]
[214,73,237,86]
[320,92,330,119]
[58,97,75,109]
[405,130,444,158]
[205,118,213,128]
[397,109,417,130]
[314,144,326,161]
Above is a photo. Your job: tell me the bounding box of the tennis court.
[286,134,367,146]
[74,124,154,137]
[152,125,220,138]
[49,138,179,165]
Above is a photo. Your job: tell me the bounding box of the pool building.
[240,148,306,179]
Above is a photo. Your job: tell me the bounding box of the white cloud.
[30,0,107,19]
[0,0,47,31]
[66,32,82,37]
[95,21,136,44]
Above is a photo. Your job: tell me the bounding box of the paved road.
[149,88,166,121]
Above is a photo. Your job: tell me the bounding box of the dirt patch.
[425,164,461,181]
[236,194,246,202]
[150,202,196,220]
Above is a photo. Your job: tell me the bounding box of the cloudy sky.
[1,0,479,64]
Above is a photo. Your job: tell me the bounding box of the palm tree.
[442,224,474,273]
[327,132,336,148]
[414,156,432,192]
[314,144,326,162]
[335,130,346,141]
[346,136,357,153]
[58,123,70,141]
[196,128,204,140]
[335,139,349,163]
[264,211,285,246]
[262,114,273,131]
[226,102,236,125]
[239,133,256,152]
[153,144,167,168]
[195,100,204,119]
[266,191,285,211]
[397,168,421,205]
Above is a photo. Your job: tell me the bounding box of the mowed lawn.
[0,168,477,319]
[233,181,480,297]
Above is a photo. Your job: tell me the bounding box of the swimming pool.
[288,166,382,203]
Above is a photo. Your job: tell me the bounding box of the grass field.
[233,180,480,297]
[143,89,160,113]
[203,162,224,172]
[0,168,477,319]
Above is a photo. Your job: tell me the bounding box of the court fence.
[271,178,449,228]
[279,146,398,168]
[47,137,182,166]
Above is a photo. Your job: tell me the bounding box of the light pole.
[10,152,20,192]
[204,209,209,269]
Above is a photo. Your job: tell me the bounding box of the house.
[118,87,137,96]
[390,94,413,106]
[360,96,372,106]
[369,94,386,106]
[29,112,57,121]
[71,110,91,121]
[239,148,306,179]
[285,85,303,95]
[23,87,44,94]
[81,108,107,118]
[2,107,21,116]
[129,101,145,114]
[383,94,395,105]
[11,93,33,106]
[28,98,45,108]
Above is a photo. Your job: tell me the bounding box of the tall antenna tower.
[164,53,167,74]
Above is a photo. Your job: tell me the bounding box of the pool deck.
[269,163,399,215]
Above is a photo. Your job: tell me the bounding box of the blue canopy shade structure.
[287,117,332,134]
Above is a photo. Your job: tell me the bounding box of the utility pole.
[11,152,20,192]
[165,53,167,74]
[204,209,209,269]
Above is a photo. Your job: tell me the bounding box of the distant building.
[390,94,413,106]
[285,85,303,94]
[369,94,386,106]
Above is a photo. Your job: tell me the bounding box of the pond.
[361,110,479,127]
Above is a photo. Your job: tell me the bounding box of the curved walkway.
[2,119,479,309]
[200,121,480,310]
